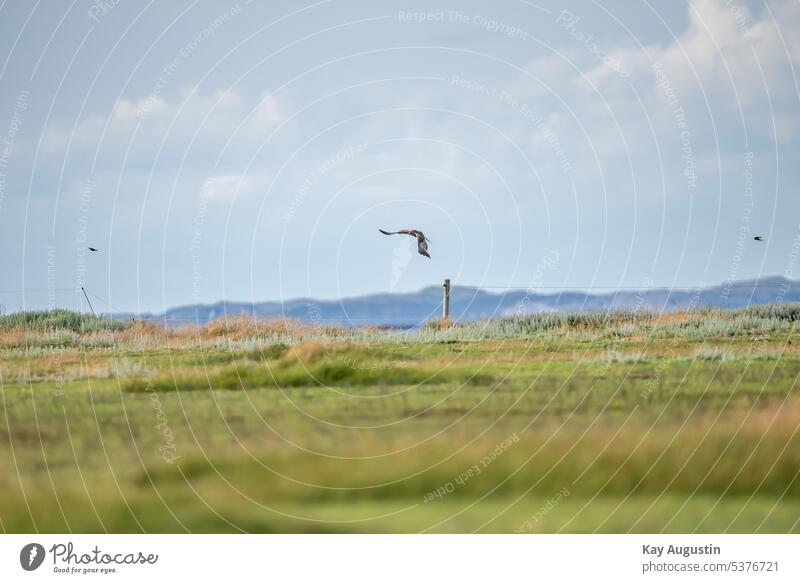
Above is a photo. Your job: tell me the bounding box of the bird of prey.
[754,236,764,242]
[379,229,431,258]
[88,247,99,252]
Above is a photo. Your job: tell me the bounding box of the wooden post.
[81,287,96,316]
[443,278,451,320]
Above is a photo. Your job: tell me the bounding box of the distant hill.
[135,276,800,327]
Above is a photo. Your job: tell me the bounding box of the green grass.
[0,307,799,532]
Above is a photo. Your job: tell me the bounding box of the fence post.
[443,278,451,319]
[81,287,96,316]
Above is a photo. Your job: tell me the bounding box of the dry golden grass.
[199,315,280,339]
[2,316,349,349]
[426,317,454,331]
[285,341,328,364]
[652,310,706,326]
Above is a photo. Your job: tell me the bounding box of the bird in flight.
[88,247,99,252]
[754,236,764,242]
[379,229,431,258]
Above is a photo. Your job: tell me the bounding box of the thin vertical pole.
[443,278,450,319]
[81,287,96,316]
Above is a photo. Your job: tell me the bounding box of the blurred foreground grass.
[0,307,799,532]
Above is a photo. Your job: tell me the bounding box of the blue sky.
[1,0,799,313]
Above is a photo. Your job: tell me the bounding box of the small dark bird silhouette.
[88,247,99,252]
[754,236,764,242]
[379,229,431,258]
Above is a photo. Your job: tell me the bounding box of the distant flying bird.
[88,247,99,252]
[379,229,431,258]
[754,236,764,242]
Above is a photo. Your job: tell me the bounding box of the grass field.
[1,306,799,533]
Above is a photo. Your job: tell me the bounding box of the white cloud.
[42,88,290,165]
[513,0,800,172]
[255,95,284,125]
[200,173,268,202]
[597,0,800,112]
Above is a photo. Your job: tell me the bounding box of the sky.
[0,0,799,314]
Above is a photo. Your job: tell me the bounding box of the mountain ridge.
[131,275,800,327]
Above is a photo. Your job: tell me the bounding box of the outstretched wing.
[380,228,430,256]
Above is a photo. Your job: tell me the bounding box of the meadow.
[0,305,799,533]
